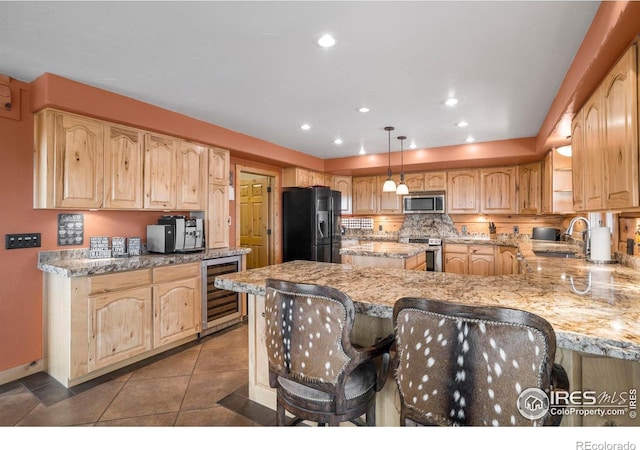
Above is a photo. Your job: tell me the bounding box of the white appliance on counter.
[407,237,443,272]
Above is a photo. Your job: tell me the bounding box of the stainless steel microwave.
[402,192,446,214]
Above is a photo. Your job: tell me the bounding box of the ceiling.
[0,1,600,159]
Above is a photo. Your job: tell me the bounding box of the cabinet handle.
[261,312,265,318]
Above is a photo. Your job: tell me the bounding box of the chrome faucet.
[564,216,591,255]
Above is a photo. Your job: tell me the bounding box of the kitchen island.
[215,240,640,426]
[339,241,430,269]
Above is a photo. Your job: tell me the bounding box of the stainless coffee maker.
[148,215,204,253]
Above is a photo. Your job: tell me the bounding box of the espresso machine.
[147,215,204,253]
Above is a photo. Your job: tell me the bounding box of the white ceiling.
[0,1,599,159]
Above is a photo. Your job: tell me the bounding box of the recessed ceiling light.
[456,121,468,128]
[444,97,459,106]
[465,136,475,143]
[317,33,336,48]
[358,106,370,113]
[334,138,343,145]
[358,147,366,155]
[409,142,417,149]
[300,123,311,130]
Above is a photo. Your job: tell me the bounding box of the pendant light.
[396,135,409,195]
[382,126,397,192]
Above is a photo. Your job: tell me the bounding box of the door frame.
[236,165,281,266]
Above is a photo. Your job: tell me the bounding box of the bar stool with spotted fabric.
[392,297,569,426]
[264,278,395,426]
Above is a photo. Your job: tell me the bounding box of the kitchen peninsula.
[215,240,640,426]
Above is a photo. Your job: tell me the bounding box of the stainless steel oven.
[200,255,244,337]
[408,238,443,272]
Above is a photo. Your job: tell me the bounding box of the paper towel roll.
[590,227,611,261]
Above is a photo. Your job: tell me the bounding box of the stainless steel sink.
[532,250,581,259]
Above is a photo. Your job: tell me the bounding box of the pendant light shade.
[396,135,409,195]
[382,126,397,192]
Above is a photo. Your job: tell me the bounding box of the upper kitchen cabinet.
[376,175,402,214]
[423,171,446,191]
[333,175,352,215]
[447,169,479,214]
[352,176,377,214]
[602,43,638,210]
[144,133,178,210]
[571,109,586,212]
[541,148,573,214]
[517,162,541,214]
[34,109,104,209]
[207,147,230,249]
[103,124,144,209]
[480,167,518,214]
[176,141,207,211]
[404,173,424,192]
[282,167,310,187]
[582,89,605,211]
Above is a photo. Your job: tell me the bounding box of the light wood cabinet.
[176,141,207,211]
[542,148,574,214]
[152,263,201,347]
[468,244,495,276]
[333,175,352,214]
[495,246,519,275]
[352,176,377,214]
[602,44,638,209]
[443,243,469,275]
[447,169,479,214]
[34,109,104,209]
[376,175,402,214]
[444,243,517,276]
[44,263,203,388]
[207,147,230,249]
[583,89,605,211]
[424,171,446,191]
[343,251,426,270]
[103,124,144,209]
[571,110,586,212]
[144,133,178,209]
[404,173,424,192]
[518,163,541,214]
[480,167,518,214]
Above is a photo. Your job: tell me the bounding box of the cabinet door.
[177,141,207,210]
[209,147,230,185]
[377,175,402,214]
[207,184,229,249]
[144,133,178,209]
[88,287,152,371]
[352,176,377,214]
[518,163,542,214]
[571,111,586,211]
[583,90,605,210]
[309,171,325,186]
[153,276,201,347]
[480,167,517,214]
[447,169,479,214]
[469,254,495,276]
[104,125,144,209]
[282,167,310,187]
[404,173,425,192]
[424,171,446,191]
[444,252,468,274]
[603,45,639,209]
[54,112,104,208]
[496,246,518,275]
[333,176,352,214]
[541,151,553,214]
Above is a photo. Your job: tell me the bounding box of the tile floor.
[0,322,278,427]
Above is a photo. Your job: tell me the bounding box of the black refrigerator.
[283,187,342,263]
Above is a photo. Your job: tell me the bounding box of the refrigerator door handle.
[317,221,325,239]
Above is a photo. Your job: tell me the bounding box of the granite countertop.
[339,241,430,258]
[37,247,252,277]
[215,240,640,361]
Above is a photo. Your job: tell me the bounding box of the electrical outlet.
[627,239,635,255]
[461,225,467,234]
[378,225,383,231]
[5,233,41,249]
[513,226,519,234]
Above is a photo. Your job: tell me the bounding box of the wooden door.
[447,169,479,214]
[88,287,152,371]
[54,112,104,208]
[240,176,270,269]
[480,167,517,214]
[104,125,143,209]
[333,176,352,214]
[144,133,177,209]
[518,163,541,214]
[176,141,207,210]
[603,45,638,209]
[153,277,201,347]
[583,90,605,210]
[352,176,377,214]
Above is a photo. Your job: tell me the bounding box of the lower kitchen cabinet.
[44,262,201,387]
[444,243,518,276]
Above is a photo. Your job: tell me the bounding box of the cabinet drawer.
[444,243,468,253]
[469,245,495,255]
[90,269,151,294]
[153,262,200,283]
